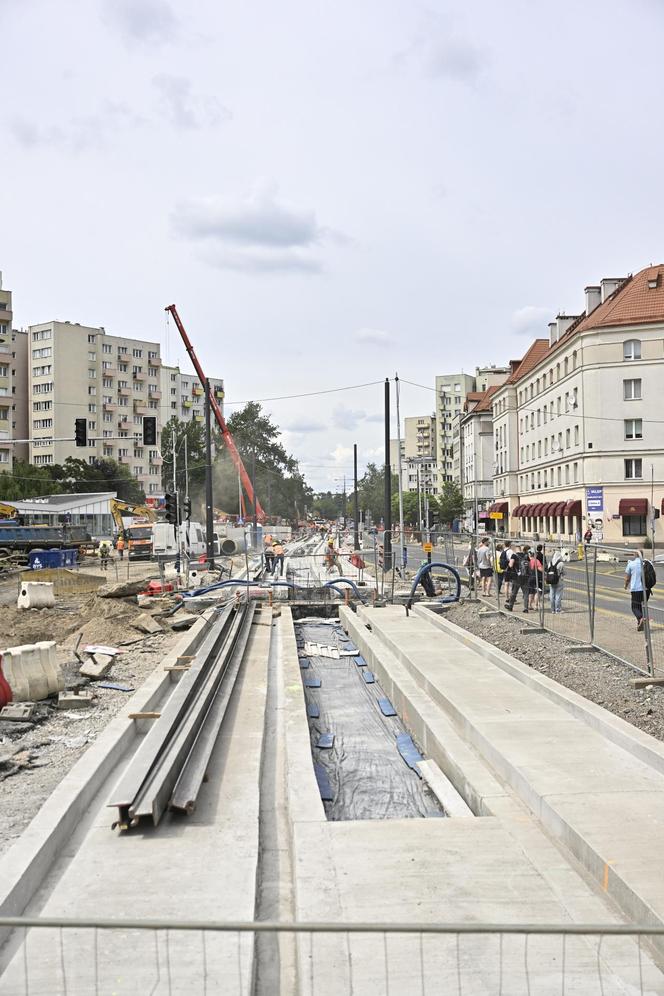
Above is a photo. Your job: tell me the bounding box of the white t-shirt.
[476,545,492,570]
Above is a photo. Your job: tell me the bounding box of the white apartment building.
[27,321,164,494]
[0,275,28,471]
[390,415,438,495]
[460,387,500,529]
[436,366,510,486]
[494,265,664,544]
[160,365,225,437]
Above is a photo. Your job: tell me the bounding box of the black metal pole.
[353,443,360,551]
[384,377,392,572]
[204,378,215,567]
[252,449,258,548]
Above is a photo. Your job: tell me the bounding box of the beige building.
[436,366,510,485]
[390,415,438,496]
[160,365,225,430]
[460,387,501,529]
[494,265,664,544]
[27,321,164,495]
[0,275,28,471]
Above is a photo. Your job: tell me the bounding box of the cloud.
[9,101,141,151]
[427,38,484,82]
[172,184,339,274]
[284,418,326,434]
[511,305,552,337]
[332,405,367,431]
[102,0,178,44]
[153,74,231,130]
[364,413,384,423]
[331,444,353,467]
[354,327,394,345]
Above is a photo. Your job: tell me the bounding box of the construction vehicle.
[110,499,158,560]
[0,523,90,566]
[165,305,265,522]
[0,502,19,520]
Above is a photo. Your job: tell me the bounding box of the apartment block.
[390,415,438,496]
[493,264,664,544]
[0,274,28,471]
[27,321,164,494]
[435,366,509,486]
[160,365,225,431]
[460,387,501,529]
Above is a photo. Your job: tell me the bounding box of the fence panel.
[588,545,653,675]
[0,917,662,995]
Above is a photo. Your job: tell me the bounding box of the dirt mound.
[0,593,152,651]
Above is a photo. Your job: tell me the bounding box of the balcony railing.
[148,389,162,400]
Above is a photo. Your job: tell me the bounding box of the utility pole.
[342,475,347,528]
[353,443,360,551]
[204,378,215,566]
[383,377,392,572]
[172,425,177,492]
[417,464,422,536]
[395,374,406,573]
[252,448,258,548]
[184,433,190,559]
[652,464,656,555]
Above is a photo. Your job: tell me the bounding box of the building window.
[88,351,96,361]
[565,428,570,448]
[573,462,578,482]
[557,466,562,485]
[32,329,52,342]
[88,420,96,430]
[103,343,112,354]
[623,340,641,361]
[624,378,642,400]
[624,418,643,440]
[88,369,96,378]
[87,334,96,344]
[623,515,646,536]
[625,458,643,479]
[132,348,142,358]
[88,386,96,395]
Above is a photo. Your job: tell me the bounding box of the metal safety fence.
[1,916,664,995]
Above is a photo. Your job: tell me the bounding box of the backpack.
[545,562,560,586]
[644,559,657,590]
[499,549,509,571]
[516,552,529,578]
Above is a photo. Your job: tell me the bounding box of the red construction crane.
[165,304,265,522]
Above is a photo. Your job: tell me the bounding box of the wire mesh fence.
[1,917,663,996]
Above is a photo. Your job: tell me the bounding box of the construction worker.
[98,540,111,571]
[324,539,341,575]
[116,534,125,560]
[264,537,275,574]
[272,540,285,578]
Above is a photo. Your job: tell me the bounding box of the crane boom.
[164,304,265,521]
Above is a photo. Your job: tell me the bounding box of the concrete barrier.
[17,582,55,610]
[1,641,63,702]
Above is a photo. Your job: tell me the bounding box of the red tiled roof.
[475,384,501,412]
[575,266,664,333]
[505,339,549,384]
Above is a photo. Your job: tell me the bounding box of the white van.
[152,521,209,560]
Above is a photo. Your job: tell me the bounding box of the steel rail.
[108,602,242,828]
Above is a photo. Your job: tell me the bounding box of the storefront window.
[622,515,646,536]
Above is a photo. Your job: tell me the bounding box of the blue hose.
[323,577,366,602]
[406,562,461,610]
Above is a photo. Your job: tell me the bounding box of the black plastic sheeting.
[295,619,444,822]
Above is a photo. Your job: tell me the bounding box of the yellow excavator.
[0,502,18,519]
[110,499,158,560]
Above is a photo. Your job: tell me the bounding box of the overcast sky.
[2,0,663,492]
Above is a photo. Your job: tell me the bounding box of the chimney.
[549,321,558,345]
[584,285,601,314]
[600,277,625,303]
[556,314,580,340]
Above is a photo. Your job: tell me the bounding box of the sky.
[2,0,664,493]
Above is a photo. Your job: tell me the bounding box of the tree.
[311,491,343,521]
[355,463,399,524]
[391,490,420,526]
[160,417,208,511]
[0,460,62,501]
[213,402,313,521]
[0,456,144,503]
[437,481,464,526]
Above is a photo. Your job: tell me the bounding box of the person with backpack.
[499,541,512,600]
[625,550,656,630]
[528,544,545,609]
[546,549,565,613]
[495,543,505,595]
[505,544,531,612]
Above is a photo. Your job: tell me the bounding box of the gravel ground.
[445,599,664,742]
[0,619,182,856]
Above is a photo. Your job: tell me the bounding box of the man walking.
[476,537,493,595]
[272,539,285,578]
[500,541,513,601]
[624,550,654,631]
[504,544,531,612]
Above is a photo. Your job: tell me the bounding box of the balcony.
[147,355,161,366]
[118,454,131,465]
[118,418,131,431]
[214,388,225,400]
[192,385,203,397]
[118,386,131,397]
[148,389,162,400]
[132,370,147,382]
[101,366,116,376]
[193,414,204,423]
[103,401,117,412]
[133,401,149,415]
[182,399,192,409]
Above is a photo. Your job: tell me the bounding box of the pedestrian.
[463,541,477,592]
[624,550,656,631]
[495,542,505,596]
[116,534,125,560]
[583,525,593,545]
[546,549,565,613]
[505,544,531,612]
[264,543,275,575]
[500,541,512,600]
[324,539,341,575]
[528,544,544,609]
[98,540,110,571]
[272,540,285,578]
[476,537,494,595]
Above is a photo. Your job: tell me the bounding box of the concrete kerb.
[412,603,664,781]
[0,607,216,947]
[339,606,513,817]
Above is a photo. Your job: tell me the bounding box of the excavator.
[110,498,158,560]
[165,305,266,522]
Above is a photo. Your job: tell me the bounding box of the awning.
[619,498,648,516]
[532,503,544,515]
[513,504,523,516]
[540,502,553,515]
[496,501,509,515]
[565,499,582,516]
[553,501,566,516]
[523,504,534,516]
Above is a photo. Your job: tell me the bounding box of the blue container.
[29,549,78,570]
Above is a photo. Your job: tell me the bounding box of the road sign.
[422,542,433,553]
[586,487,604,513]
[489,512,503,519]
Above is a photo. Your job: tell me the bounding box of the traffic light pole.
[205,379,215,567]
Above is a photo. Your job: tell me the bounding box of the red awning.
[523,504,534,516]
[540,502,553,515]
[513,505,523,516]
[487,502,498,513]
[532,503,544,515]
[495,501,509,515]
[553,501,566,516]
[565,499,582,516]
[619,498,648,516]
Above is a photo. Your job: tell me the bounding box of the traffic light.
[74,418,87,447]
[183,496,192,520]
[164,492,179,525]
[142,416,157,446]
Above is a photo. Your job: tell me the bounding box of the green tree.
[51,458,145,503]
[213,402,312,521]
[356,463,399,524]
[0,460,62,501]
[160,417,208,511]
[437,481,464,526]
[311,491,343,521]
[391,490,420,526]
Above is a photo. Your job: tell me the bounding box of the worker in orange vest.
[116,535,125,560]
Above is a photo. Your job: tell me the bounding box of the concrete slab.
[0,621,271,995]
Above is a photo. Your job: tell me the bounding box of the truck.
[152,521,211,561]
[0,524,91,565]
[110,499,158,561]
